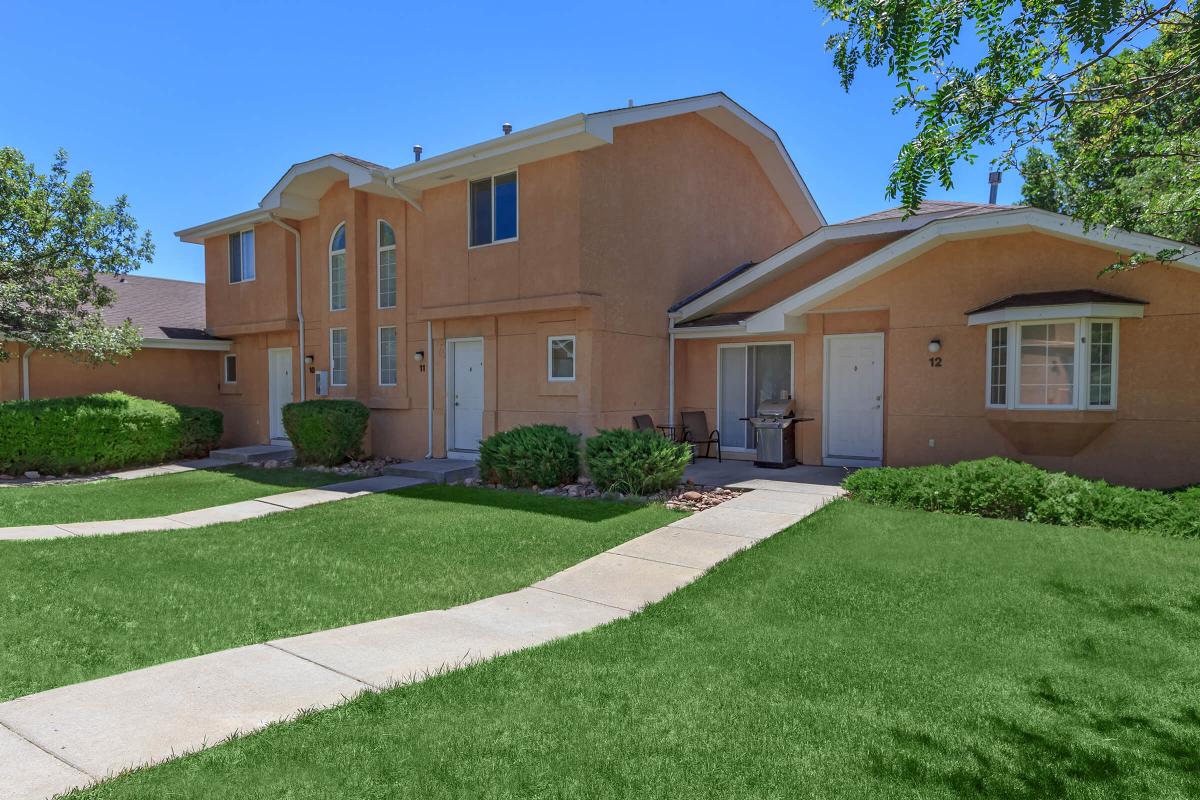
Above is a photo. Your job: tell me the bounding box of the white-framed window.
[228,229,255,283]
[548,335,575,381]
[378,220,396,309]
[986,319,1118,410]
[223,354,237,384]
[330,328,348,386]
[329,223,347,311]
[469,171,517,247]
[378,326,397,386]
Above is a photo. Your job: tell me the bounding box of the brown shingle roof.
[96,274,218,341]
[837,200,1020,225]
[966,289,1147,316]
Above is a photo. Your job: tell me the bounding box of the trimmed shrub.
[281,399,370,466]
[173,404,224,458]
[478,424,581,488]
[584,428,692,495]
[843,457,1200,537]
[0,391,224,475]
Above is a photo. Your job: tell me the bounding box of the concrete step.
[208,445,296,464]
[384,458,478,485]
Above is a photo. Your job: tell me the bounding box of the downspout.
[21,347,33,401]
[668,328,676,427]
[425,320,433,458]
[269,215,305,401]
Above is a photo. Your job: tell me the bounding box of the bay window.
[986,319,1117,410]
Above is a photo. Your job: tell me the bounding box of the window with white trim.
[378,326,397,386]
[986,319,1117,410]
[469,171,517,247]
[228,230,255,283]
[548,335,575,381]
[378,221,396,308]
[329,223,347,311]
[330,328,348,386]
[223,354,237,384]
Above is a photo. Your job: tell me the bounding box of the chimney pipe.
[988,171,1002,204]
[413,145,423,162]
[502,122,513,136]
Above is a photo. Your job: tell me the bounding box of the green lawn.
[0,466,349,526]
[0,485,682,700]
[71,501,1200,800]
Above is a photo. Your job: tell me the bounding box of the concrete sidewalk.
[0,481,842,799]
[0,475,427,541]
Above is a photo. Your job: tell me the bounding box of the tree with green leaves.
[1018,22,1200,254]
[0,147,153,364]
[816,0,1199,238]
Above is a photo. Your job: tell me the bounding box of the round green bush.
[584,428,692,495]
[478,424,580,488]
[281,400,370,466]
[0,391,223,475]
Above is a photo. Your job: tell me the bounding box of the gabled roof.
[96,275,229,350]
[177,93,824,243]
[838,200,1015,225]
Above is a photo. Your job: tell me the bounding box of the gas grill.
[748,399,802,468]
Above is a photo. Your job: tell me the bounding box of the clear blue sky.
[3,0,1017,282]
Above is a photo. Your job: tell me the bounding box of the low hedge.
[281,399,370,466]
[843,457,1200,537]
[584,428,692,495]
[0,391,223,475]
[478,424,580,488]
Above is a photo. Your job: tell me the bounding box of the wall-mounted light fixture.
[305,354,315,373]
[928,338,942,353]
[414,350,426,373]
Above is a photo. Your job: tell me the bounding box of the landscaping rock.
[23,471,40,480]
[681,491,703,501]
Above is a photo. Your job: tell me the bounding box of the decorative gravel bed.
[462,476,744,512]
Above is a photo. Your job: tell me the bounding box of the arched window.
[378,221,396,308]
[329,223,347,311]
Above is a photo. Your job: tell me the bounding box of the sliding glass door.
[717,343,793,449]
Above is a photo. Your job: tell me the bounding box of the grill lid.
[755,398,794,418]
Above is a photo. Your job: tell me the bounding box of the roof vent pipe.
[502,122,512,136]
[988,171,1002,204]
[413,145,423,162]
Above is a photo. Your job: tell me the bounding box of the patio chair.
[680,410,721,462]
[632,414,677,439]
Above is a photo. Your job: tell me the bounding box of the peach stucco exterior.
[674,231,1200,488]
[199,112,807,457]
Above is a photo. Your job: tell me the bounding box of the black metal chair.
[680,410,721,462]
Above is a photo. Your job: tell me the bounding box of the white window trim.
[377,219,397,310]
[547,335,576,382]
[329,327,348,387]
[329,222,347,312]
[985,318,1119,411]
[229,229,256,284]
[378,325,398,387]
[467,169,519,249]
[223,353,237,384]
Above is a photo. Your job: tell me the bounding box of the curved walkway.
[0,481,842,800]
[0,475,426,541]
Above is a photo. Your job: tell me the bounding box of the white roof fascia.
[745,208,1200,335]
[967,302,1146,326]
[175,209,272,244]
[260,154,380,211]
[140,337,232,351]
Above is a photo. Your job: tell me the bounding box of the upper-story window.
[228,230,255,283]
[469,171,517,247]
[986,319,1118,410]
[378,221,396,309]
[329,223,347,311]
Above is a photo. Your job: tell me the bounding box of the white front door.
[447,338,484,453]
[268,348,293,442]
[824,333,884,465]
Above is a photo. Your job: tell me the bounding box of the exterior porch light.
[928,338,942,353]
[305,354,315,373]
[413,350,425,363]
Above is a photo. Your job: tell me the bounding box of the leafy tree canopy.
[1018,21,1200,255]
[0,147,152,363]
[815,0,1199,236]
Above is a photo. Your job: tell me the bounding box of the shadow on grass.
[209,465,357,490]
[380,482,660,523]
[870,680,1200,798]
